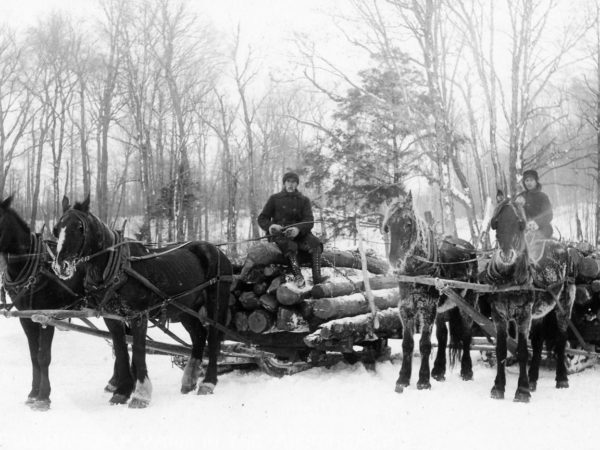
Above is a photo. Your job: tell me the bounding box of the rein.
[2,233,84,310]
[67,211,237,337]
[2,234,44,308]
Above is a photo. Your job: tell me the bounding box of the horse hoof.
[104,383,117,393]
[109,393,129,405]
[417,381,431,390]
[128,397,150,409]
[30,399,51,411]
[461,371,474,381]
[529,381,537,392]
[431,372,445,382]
[197,383,215,395]
[490,388,504,400]
[513,391,531,403]
[181,384,196,394]
[25,396,37,406]
[556,380,569,389]
[395,383,405,393]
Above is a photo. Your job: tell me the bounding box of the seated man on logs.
[257,171,326,288]
[515,169,554,241]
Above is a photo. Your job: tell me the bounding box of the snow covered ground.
[1,316,599,450]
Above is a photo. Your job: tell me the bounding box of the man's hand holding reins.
[269,224,283,235]
[284,227,299,238]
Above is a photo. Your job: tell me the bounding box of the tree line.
[2,0,600,256]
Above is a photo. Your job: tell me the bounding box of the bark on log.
[578,256,600,280]
[267,277,283,294]
[311,275,398,299]
[253,282,268,296]
[264,265,281,278]
[259,293,279,312]
[248,309,274,333]
[276,283,313,306]
[239,243,390,280]
[309,288,399,320]
[233,311,249,332]
[575,285,592,306]
[304,308,401,348]
[319,250,390,275]
[276,307,310,332]
[239,291,261,310]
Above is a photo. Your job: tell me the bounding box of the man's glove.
[269,224,283,235]
[284,227,299,238]
[526,220,538,231]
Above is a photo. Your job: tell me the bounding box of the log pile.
[229,243,401,352]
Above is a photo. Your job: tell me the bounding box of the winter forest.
[1,0,599,255]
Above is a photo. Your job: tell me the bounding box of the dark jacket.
[257,189,314,237]
[516,185,553,238]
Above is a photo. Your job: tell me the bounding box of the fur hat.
[282,172,299,184]
[522,169,539,182]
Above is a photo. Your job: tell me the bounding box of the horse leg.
[180,315,205,394]
[20,319,41,405]
[197,286,229,395]
[104,361,119,393]
[104,319,134,405]
[554,314,570,389]
[417,305,436,390]
[459,309,474,381]
[490,309,507,400]
[528,319,543,392]
[395,298,415,393]
[431,314,447,382]
[21,319,55,411]
[514,326,531,403]
[31,325,55,411]
[554,284,575,389]
[128,319,152,409]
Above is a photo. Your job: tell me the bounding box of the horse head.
[382,192,436,275]
[52,194,104,280]
[488,191,529,282]
[0,196,31,254]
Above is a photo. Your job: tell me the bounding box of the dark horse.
[480,193,575,402]
[52,196,233,408]
[0,196,86,410]
[382,192,478,393]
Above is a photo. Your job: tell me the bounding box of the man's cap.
[283,172,299,183]
[522,169,539,181]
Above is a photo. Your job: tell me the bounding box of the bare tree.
[153,0,219,240]
[231,26,264,240]
[0,27,33,199]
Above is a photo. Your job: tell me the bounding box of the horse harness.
[1,233,81,311]
[79,226,235,336]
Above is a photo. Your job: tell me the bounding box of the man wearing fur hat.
[515,169,553,239]
[258,171,325,288]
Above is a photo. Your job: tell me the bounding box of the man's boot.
[288,254,305,288]
[311,249,328,285]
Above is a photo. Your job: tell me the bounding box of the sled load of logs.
[566,243,600,343]
[230,242,402,354]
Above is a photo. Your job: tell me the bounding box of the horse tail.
[448,307,464,368]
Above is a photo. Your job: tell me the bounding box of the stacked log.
[229,244,401,351]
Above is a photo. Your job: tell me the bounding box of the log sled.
[226,243,399,369]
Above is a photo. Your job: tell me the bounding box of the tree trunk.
[304,308,401,348]
[306,288,399,320]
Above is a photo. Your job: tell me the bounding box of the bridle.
[383,201,439,276]
[487,199,530,285]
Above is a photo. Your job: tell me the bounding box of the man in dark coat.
[257,172,325,287]
[515,169,553,239]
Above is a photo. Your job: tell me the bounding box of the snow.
[1,316,599,450]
